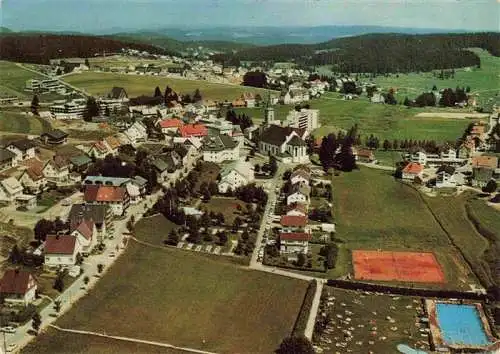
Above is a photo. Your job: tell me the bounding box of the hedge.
[292,280,318,337]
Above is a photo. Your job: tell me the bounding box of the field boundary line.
[49,324,219,354]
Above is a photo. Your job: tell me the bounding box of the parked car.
[1,326,16,333]
[108,252,116,258]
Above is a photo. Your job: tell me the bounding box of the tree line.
[318,125,358,172]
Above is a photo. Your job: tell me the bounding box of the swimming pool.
[436,303,491,346]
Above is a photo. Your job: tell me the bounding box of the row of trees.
[225,109,253,131]
[405,86,470,108]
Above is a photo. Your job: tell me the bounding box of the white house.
[218,161,255,194]
[70,219,97,254]
[202,134,239,163]
[5,139,36,165]
[0,269,37,305]
[84,185,130,216]
[42,156,70,185]
[0,177,24,201]
[286,203,308,217]
[281,88,310,105]
[435,165,458,189]
[0,148,16,171]
[290,169,310,187]
[402,162,424,180]
[44,235,81,268]
[279,232,311,259]
[286,184,310,206]
[123,121,148,145]
[18,165,47,194]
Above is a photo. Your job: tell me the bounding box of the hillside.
[0,34,174,64]
[213,32,500,73]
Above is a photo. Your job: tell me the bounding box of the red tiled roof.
[0,269,36,295]
[402,162,423,174]
[72,219,94,240]
[45,235,77,255]
[280,215,308,227]
[104,136,121,150]
[179,124,208,138]
[280,232,311,241]
[84,185,127,202]
[159,118,184,129]
[93,141,108,153]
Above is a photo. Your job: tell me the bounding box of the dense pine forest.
[0,34,171,64]
[214,32,500,73]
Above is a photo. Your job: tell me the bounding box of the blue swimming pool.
[436,303,491,346]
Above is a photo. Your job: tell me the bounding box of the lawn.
[202,197,247,225]
[328,167,477,289]
[22,330,187,354]
[0,110,52,134]
[373,150,403,167]
[372,48,500,105]
[0,222,33,272]
[25,240,308,353]
[63,72,273,101]
[313,287,428,353]
[0,61,44,98]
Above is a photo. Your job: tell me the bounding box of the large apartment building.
[49,99,87,120]
[26,78,65,94]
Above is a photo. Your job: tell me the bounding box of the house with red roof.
[42,155,70,184]
[18,159,47,194]
[84,185,130,216]
[178,124,208,138]
[402,162,424,180]
[44,235,81,268]
[70,218,97,254]
[285,203,308,217]
[0,269,37,305]
[280,215,308,232]
[159,118,184,135]
[279,232,311,259]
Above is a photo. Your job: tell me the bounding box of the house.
[218,161,255,194]
[402,162,424,180]
[242,92,256,108]
[69,155,92,173]
[5,139,36,165]
[159,118,184,136]
[0,177,24,201]
[49,99,87,119]
[41,129,68,145]
[123,121,147,145]
[286,203,308,217]
[371,92,385,104]
[68,204,110,242]
[70,219,97,254]
[281,88,309,105]
[0,148,16,171]
[126,176,148,204]
[202,134,239,163]
[471,155,498,170]
[42,156,70,185]
[232,97,246,108]
[178,124,208,138]
[44,235,80,268]
[458,138,475,159]
[0,269,37,305]
[472,168,494,188]
[84,185,130,216]
[280,215,308,232]
[259,125,309,163]
[279,232,311,258]
[435,165,458,189]
[83,176,130,187]
[15,194,37,210]
[356,149,375,163]
[103,136,122,155]
[89,141,110,159]
[290,169,310,187]
[152,151,182,183]
[286,183,310,205]
[18,160,46,194]
[405,151,427,165]
[108,86,128,100]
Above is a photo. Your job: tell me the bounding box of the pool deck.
[425,299,497,351]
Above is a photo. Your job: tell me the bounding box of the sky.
[1,0,499,33]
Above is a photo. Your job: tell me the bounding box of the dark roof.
[72,219,94,240]
[0,269,36,295]
[202,134,237,152]
[173,143,188,158]
[436,165,455,175]
[152,157,169,172]
[0,148,15,163]
[279,232,311,241]
[42,129,68,140]
[7,139,36,151]
[260,125,306,147]
[70,155,92,167]
[132,175,148,187]
[288,135,306,147]
[45,235,77,255]
[69,203,108,225]
[109,86,127,99]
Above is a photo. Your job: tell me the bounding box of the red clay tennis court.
[353,250,445,283]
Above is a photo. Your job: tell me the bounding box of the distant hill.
[0,34,174,64]
[213,32,500,74]
[0,27,13,33]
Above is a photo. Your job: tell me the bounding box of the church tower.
[263,92,274,127]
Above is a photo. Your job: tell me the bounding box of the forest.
[0,34,171,64]
[213,32,500,74]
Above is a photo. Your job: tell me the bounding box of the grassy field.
[314,288,428,354]
[202,197,247,225]
[0,110,52,134]
[89,56,183,70]
[467,199,500,238]
[328,167,477,289]
[372,49,500,105]
[0,61,44,98]
[63,72,273,100]
[25,239,308,353]
[22,330,187,354]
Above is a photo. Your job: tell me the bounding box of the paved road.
[304,281,324,340]
[357,161,396,171]
[49,324,218,354]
